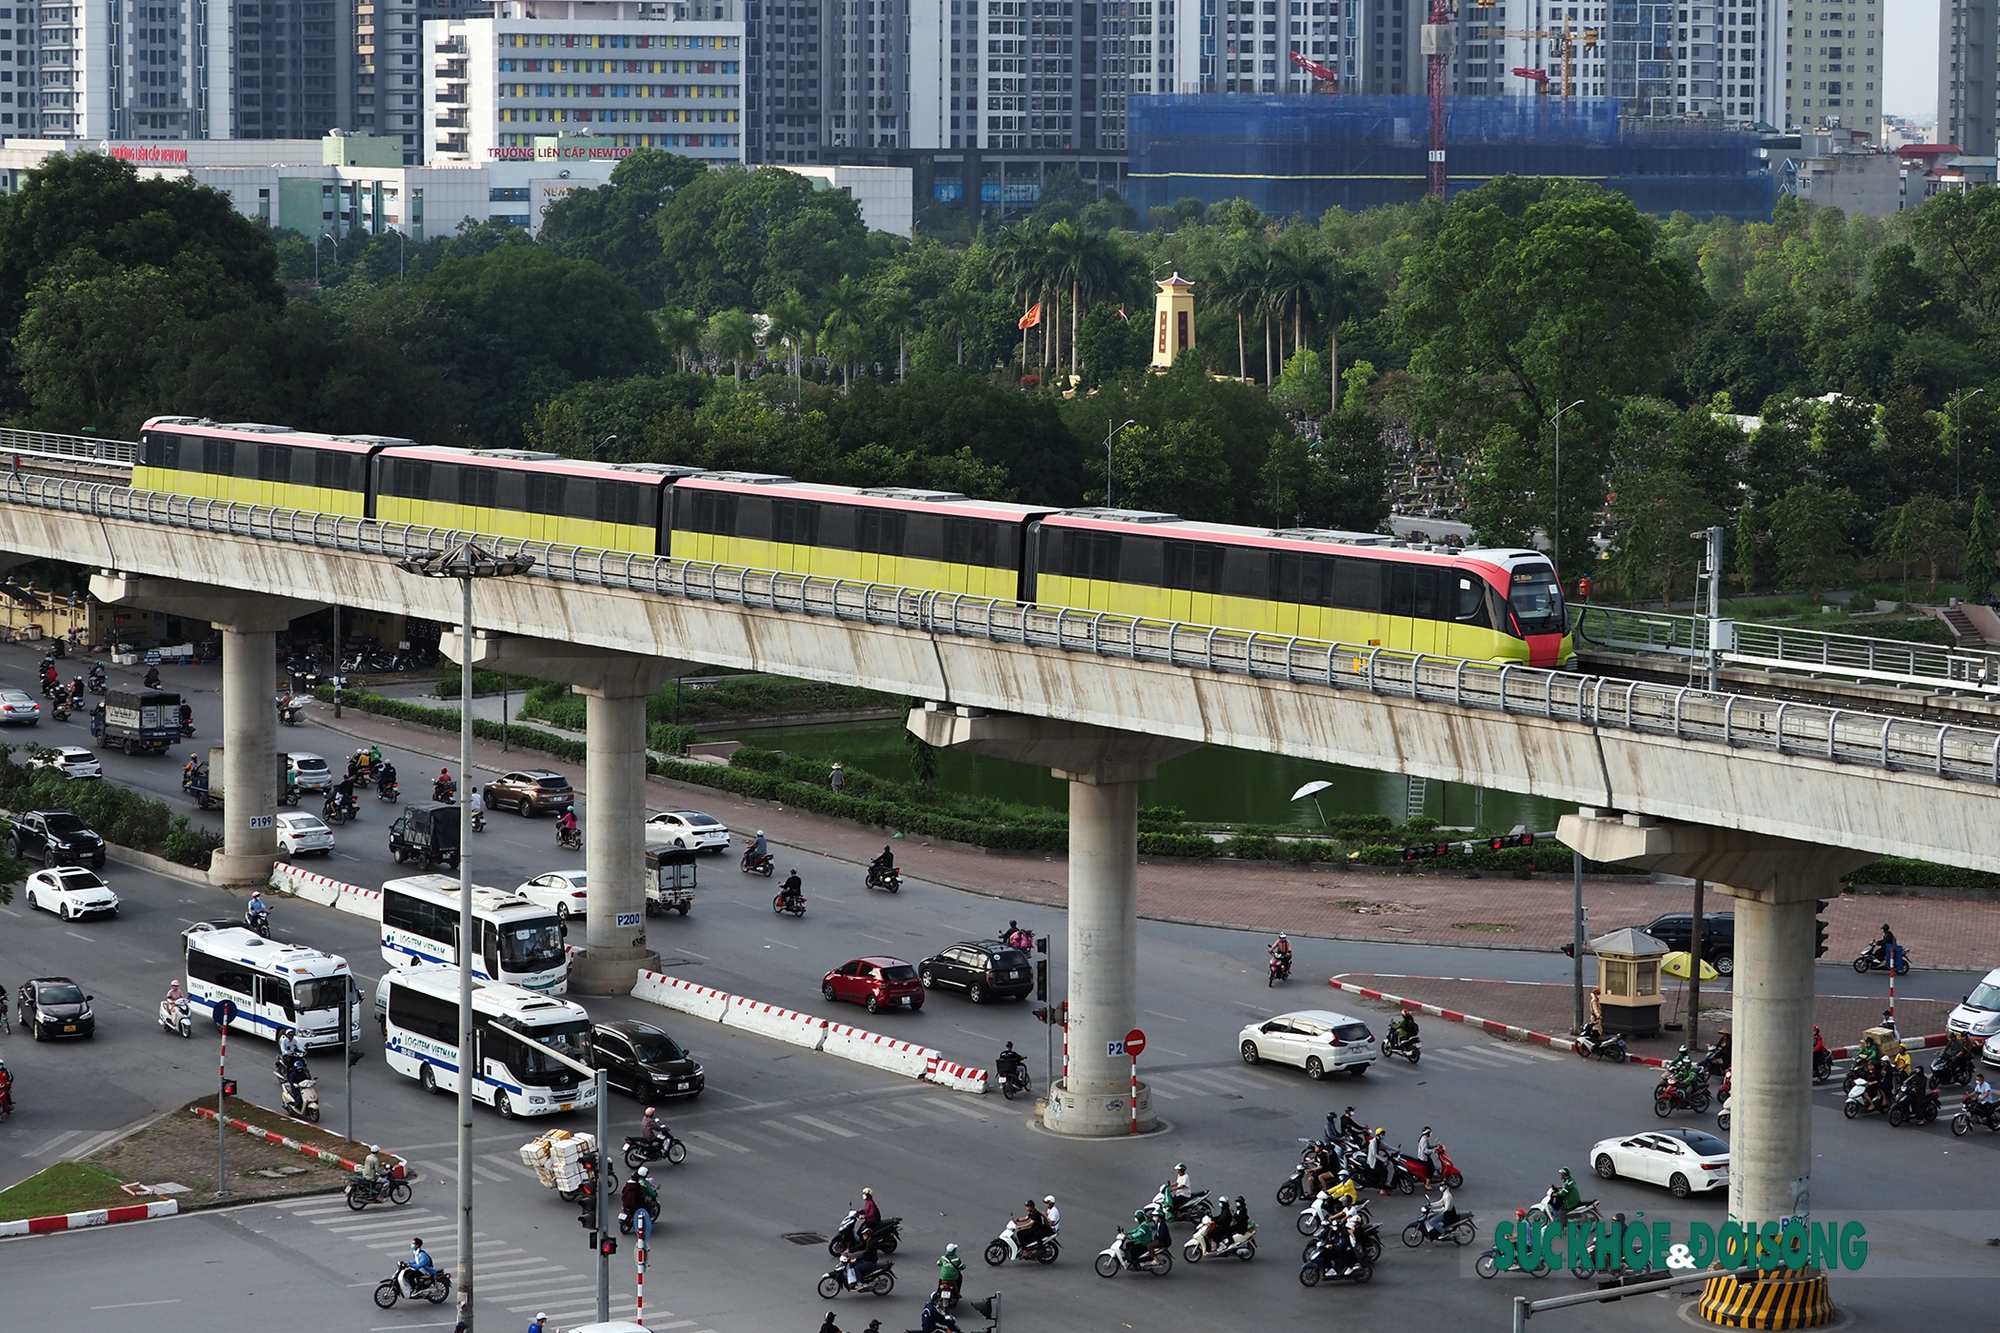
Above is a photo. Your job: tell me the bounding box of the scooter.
[1887,1079,1941,1127]
[276,1069,321,1123]
[372,1262,452,1308]
[740,849,774,877]
[87,667,105,695]
[246,903,272,938]
[1382,1028,1421,1064]
[773,889,807,918]
[864,865,903,893]
[1843,1072,1888,1119]
[1298,1229,1373,1286]
[1297,1188,1370,1238]
[157,996,192,1038]
[1268,953,1292,986]
[997,1060,1032,1101]
[1476,1209,1554,1279]
[376,776,400,803]
[51,696,69,723]
[1572,1026,1629,1063]
[985,1216,1061,1266]
[1183,1213,1256,1262]
[1654,1076,1710,1117]
[557,824,582,851]
[622,1131,689,1169]
[1854,942,1911,975]
[1094,1229,1173,1277]
[827,1210,902,1257]
[1951,1091,2000,1135]
[433,780,456,804]
[1400,1201,1477,1249]
[322,794,354,827]
[1931,1037,1978,1088]
[1398,1143,1463,1190]
[816,1258,895,1298]
[1154,1185,1212,1223]
[1717,1069,1733,1131]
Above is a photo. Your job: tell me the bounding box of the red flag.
[1017,302,1043,331]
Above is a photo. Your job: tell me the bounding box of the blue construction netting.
[1127,94,1775,222]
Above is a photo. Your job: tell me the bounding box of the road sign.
[1124,1028,1146,1058]
[248,814,273,830]
[213,998,237,1030]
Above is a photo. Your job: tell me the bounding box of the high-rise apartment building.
[353,0,485,162]
[1785,0,1879,135]
[1939,0,1994,155]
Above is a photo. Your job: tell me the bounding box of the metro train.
[134,416,1574,668]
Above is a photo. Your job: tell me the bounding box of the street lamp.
[1954,387,1985,503]
[1105,418,1136,508]
[394,536,536,1333]
[313,231,335,285]
[1550,399,1586,580]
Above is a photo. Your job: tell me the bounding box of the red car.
[822,956,925,1015]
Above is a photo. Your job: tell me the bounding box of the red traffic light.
[220,1078,237,1096]
[599,1237,618,1256]
[1487,832,1535,851]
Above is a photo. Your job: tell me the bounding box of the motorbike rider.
[0,1056,13,1114]
[935,1242,964,1303]
[555,807,579,841]
[1389,1010,1420,1050]
[1702,1031,1733,1074]
[1872,922,1898,968]
[1014,1198,1049,1251]
[355,1147,386,1189]
[1041,1194,1060,1235]
[780,869,805,909]
[1364,1128,1393,1190]
[1664,1044,1698,1090]
[378,760,398,793]
[404,1238,437,1294]
[1269,932,1293,974]
[858,1186,881,1238]
[870,844,897,874]
[247,889,268,925]
[1120,1209,1155,1267]
[749,829,769,861]
[183,754,200,788]
[640,1105,664,1146]
[1973,1071,1998,1113]
[995,1041,1025,1088]
[621,1167,659,1234]
[466,784,484,828]
[1333,1105,1365,1148]
[918,1298,958,1333]
[1550,1167,1583,1226]
[143,664,161,688]
[1415,1125,1441,1178]
[1422,1184,1462,1238]
[1170,1162,1194,1208]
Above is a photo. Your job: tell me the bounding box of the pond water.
[723,719,1570,832]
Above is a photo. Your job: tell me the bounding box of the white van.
[1947,968,2000,1040]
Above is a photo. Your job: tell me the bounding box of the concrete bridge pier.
[444,631,693,994]
[90,574,322,887]
[1559,813,1876,1225]
[909,705,1196,1136]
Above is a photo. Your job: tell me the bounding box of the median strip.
[189,1106,407,1177]
[0,1198,178,1239]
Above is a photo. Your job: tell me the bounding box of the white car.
[1948,968,2000,1043]
[276,811,336,856]
[1238,1008,1377,1079]
[23,865,120,920]
[0,689,41,725]
[517,869,590,920]
[645,810,731,852]
[286,752,332,793]
[25,746,102,780]
[1589,1128,1730,1198]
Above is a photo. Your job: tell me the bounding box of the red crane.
[1288,49,1340,91]
[1426,0,1450,196]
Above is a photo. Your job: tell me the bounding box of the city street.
[0,647,1995,1330]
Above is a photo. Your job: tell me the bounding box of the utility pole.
[1696,524,1728,692]
[1955,387,1984,504]
[1550,399,1585,580]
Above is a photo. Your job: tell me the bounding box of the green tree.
[926,286,981,367]
[652,308,704,373]
[15,257,192,431]
[1608,467,1718,607]
[702,308,758,386]
[1074,302,1149,389]
[1908,187,2000,341]
[1270,348,1329,419]
[653,166,870,315]
[537,148,707,304]
[1735,492,1765,593]
[1877,386,1948,504]
[1875,493,1962,601]
[764,292,816,398]
[1768,483,1859,604]
[1966,486,1999,600]
[1098,419,1232,520]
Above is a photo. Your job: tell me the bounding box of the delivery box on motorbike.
[1862,1026,1903,1061]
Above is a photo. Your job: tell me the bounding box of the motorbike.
[997,1060,1032,1101]
[1951,1092,2000,1136]
[1182,1213,1256,1262]
[1654,1076,1710,1117]
[372,1262,452,1308]
[1572,1027,1629,1063]
[1094,1228,1173,1277]
[278,782,303,808]
[1268,953,1292,986]
[740,849,774,877]
[433,779,456,804]
[618,1187,660,1236]
[985,1217,1061,1266]
[322,794,354,827]
[1931,1039,1978,1088]
[1351,1150,1415,1195]
[376,776,400,803]
[1887,1079,1941,1128]
[1274,1159,1343,1208]
[773,889,807,918]
[1476,1209,1554,1279]
[87,667,105,695]
[246,904,272,938]
[1696,1043,1731,1080]
[1382,1028,1421,1064]
[558,824,582,851]
[276,693,303,726]
[1854,942,1911,975]
[51,696,70,723]
[179,715,195,738]
[1717,1069,1733,1131]
[554,1151,613,1205]
[827,1210,902,1257]
[865,864,903,893]
[157,996,192,1038]
[1398,1143,1463,1190]
[275,1066,320,1122]
[1813,1028,1835,1084]
[816,1259,896,1298]
[1401,1202,1477,1249]
[1524,1187,1599,1231]
[1298,1190,1373,1240]
[1843,1072,1888,1119]
[470,809,486,833]
[622,1131,688,1169]
[1298,1229,1374,1286]
[344,1173,412,1210]
[1154,1186,1212,1223]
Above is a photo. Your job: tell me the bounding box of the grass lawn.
[0,1160,136,1222]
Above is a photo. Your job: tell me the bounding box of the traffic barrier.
[268,863,380,922]
[922,1055,989,1094]
[0,1198,177,1238]
[190,1105,407,1177]
[631,970,731,1022]
[722,996,829,1051]
[1698,1269,1834,1328]
[822,1023,935,1080]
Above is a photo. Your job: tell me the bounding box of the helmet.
[862,1187,874,1197]
[1044,1195,1056,1205]
[1679,1044,1690,1055]
[1559,1167,1574,1180]
[945,1243,958,1257]
[1176,1163,1187,1172]
[1134,1210,1147,1222]
[637,1166,649,1178]
[537,1317,550,1325]
[756,829,764,836]
[1279,932,1288,940]
[1374,1128,1386,1136]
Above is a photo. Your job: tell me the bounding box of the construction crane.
[1499,26,1600,98]
[1287,49,1341,93]
[1422,0,1452,195]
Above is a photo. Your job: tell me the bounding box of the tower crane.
[1499,25,1601,98]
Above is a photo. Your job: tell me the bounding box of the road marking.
[64,930,93,941]
[27,1130,83,1157]
[328,1219,444,1236]
[90,1300,182,1310]
[687,1129,753,1154]
[762,937,799,951]
[471,1257,549,1273]
[411,1158,457,1179]
[1143,1009,1186,1022]
[794,1114,861,1138]
[315,1210,445,1227]
[370,1322,461,1330]
[858,933,893,944]
[760,1118,823,1142]
[62,1129,121,1159]
[499,1283,600,1308]
[1166,1069,1247,1094]
[0,905,16,916]
[478,1271,576,1293]
[470,1162,510,1184]
[1138,1079,1184,1100]
[484,1155,544,1181]
[923,1097,989,1120]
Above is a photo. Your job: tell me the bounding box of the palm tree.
[652,308,703,373]
[821,317,869,393]
[873,289,918,380]
[990,223,1051,379]
[1049,221,1119,380]
[765,292,814,402]
[928,286,980,366]
[703,309,758,387]
[1313,256,1360,408]
[1216,252,1264,380]
[1264,243,1316,367]
[821,275,870,338]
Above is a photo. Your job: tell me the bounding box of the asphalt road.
[0,645,1994,1330]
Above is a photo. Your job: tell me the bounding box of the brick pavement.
[314,708,2000,973]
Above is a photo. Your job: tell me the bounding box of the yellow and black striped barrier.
[1698,1268,1834,1328]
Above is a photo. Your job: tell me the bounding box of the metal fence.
[1571,603,2000,694]
[0,428,138,466]
[7,472,1999,787]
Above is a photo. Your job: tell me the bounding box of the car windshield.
[1507,563,1566,636]
[68,752,97,764]
[991,949,1030,968]
[296,757,327,771]
[498,918,566,971]
[43,814,87,834]
[631,1032,687,1063]
[293,977,346,1012]
[1333,1023,1373,1043]
[880,964,919,982]
[36,982,85,1005]
[1965,981,2000,1010]
[536,777,570,790]
[1678,1131,1728,1156]
[58,870,106,889]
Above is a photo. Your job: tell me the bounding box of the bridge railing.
[10,473,2000,786]
[1571,603,2000,694]
[0,428,138,467]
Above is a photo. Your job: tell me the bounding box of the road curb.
[0,1198,178,1238]
[189,1106,406,1177]
[106,843,213,887]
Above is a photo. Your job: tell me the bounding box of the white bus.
[185,926,359,1050]
[381,965,597,1118]
[379,874,569,994]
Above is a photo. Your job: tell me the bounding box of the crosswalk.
[1141,1039,1565,1099]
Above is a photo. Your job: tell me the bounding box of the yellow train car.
[134,417,395,516]
[667,473,1054,601]
[1028,510,1575,668]
[371,447,696,555]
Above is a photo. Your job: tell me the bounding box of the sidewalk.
[310,706,2000,973]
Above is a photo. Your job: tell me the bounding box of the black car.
[18,975,95,1040]
[590,1019,705,1100]
[9,810,107,869]
[1637,912,1736,975]
[917,941,1036,1003]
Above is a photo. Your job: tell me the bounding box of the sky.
[1883,0,1939,121]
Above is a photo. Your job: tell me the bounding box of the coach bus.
[184,926,359,1049]
[381,965,596,1118]
[378,873,569,993]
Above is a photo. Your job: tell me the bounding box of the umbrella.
[1291,780,1335,827]
[1660,951,1718,982]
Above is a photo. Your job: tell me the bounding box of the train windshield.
[1507,564,1566,636]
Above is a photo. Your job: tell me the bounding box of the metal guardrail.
[4,472,1998,788]
[1572,603,2000,694]
[0,427,138,466]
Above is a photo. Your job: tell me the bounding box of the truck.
[99,688,181,756]
[388,803,461,871]
[183,747,290,811]
[644,842,697,916]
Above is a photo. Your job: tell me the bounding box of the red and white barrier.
[631,970,730,1022]
[821,1023,934,1079]
[190,1105,407,1176]
[269,863,380,922]
[0,1199,177,1238]
[722,996,829,1051]
[922,1055,990,1094]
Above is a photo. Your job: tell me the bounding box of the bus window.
[499,919,565,975]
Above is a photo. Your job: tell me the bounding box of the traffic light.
[1032,1001,1067,1025]
[1401,842,1449,862]
[1035,959,1048,1001]
[220,1078,237,1096]
[1814,900,1830,958]
[599,1236,618,1257]
[966,1292,1000,1332]
[1487,832,1535,850]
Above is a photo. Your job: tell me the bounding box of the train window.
[1413,568,1445,620]
[564,478,600,521]
[680,490,739,536]
[1066,530,1123,581]
[494,468,526,512]
[1222,547,1268,599]
[855,508,905,556]
[1386,565,1416,618]
[737,496,773,541]
[201,438,235,477]
[525,473,567,516]
[772,499,819,545]
[257,445,289,483]
[1327,557,1381,612]
[1120,535,1164,586]
[597,481,644,528]
[819,504,855,549]
[234,444,264,480]
[1454,576,1491,625]
[389,459,431,500]
[313,451,353,492]
[1162,541,1218,593]
[459,467,496,509]
[139,433,179,469]
[944,517,1001,567]
[904,513,944,561]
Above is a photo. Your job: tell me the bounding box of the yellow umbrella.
[1660,951,1719,982]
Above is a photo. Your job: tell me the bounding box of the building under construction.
[1127,94,1775,221]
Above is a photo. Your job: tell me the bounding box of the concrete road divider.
[923,1055,989,1094]
[0,1199,178,1238]
[270,864,380,922]
[722,996,829,1051]
[632,970,731,1022]
[822,1023,935,1080]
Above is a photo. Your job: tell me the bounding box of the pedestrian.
[829,761,845,794]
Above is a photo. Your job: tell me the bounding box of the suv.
[486,769,575,817]
[917,941,1035,1003]
[822,956,925,1015]
[388,804,461,870]
[1636,912,1736,975]
[1238,1009,1376,1079]
[9,810,107,868]
[18,975,95,1040]
[591,1018,706,1100]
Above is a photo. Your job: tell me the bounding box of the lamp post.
[394,537,536,1333]
[1955,387,1984,503]
[1550,399,1585,580]
[1104,418,1136,508]
[397,229,407,282]
[314,231,335,285]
